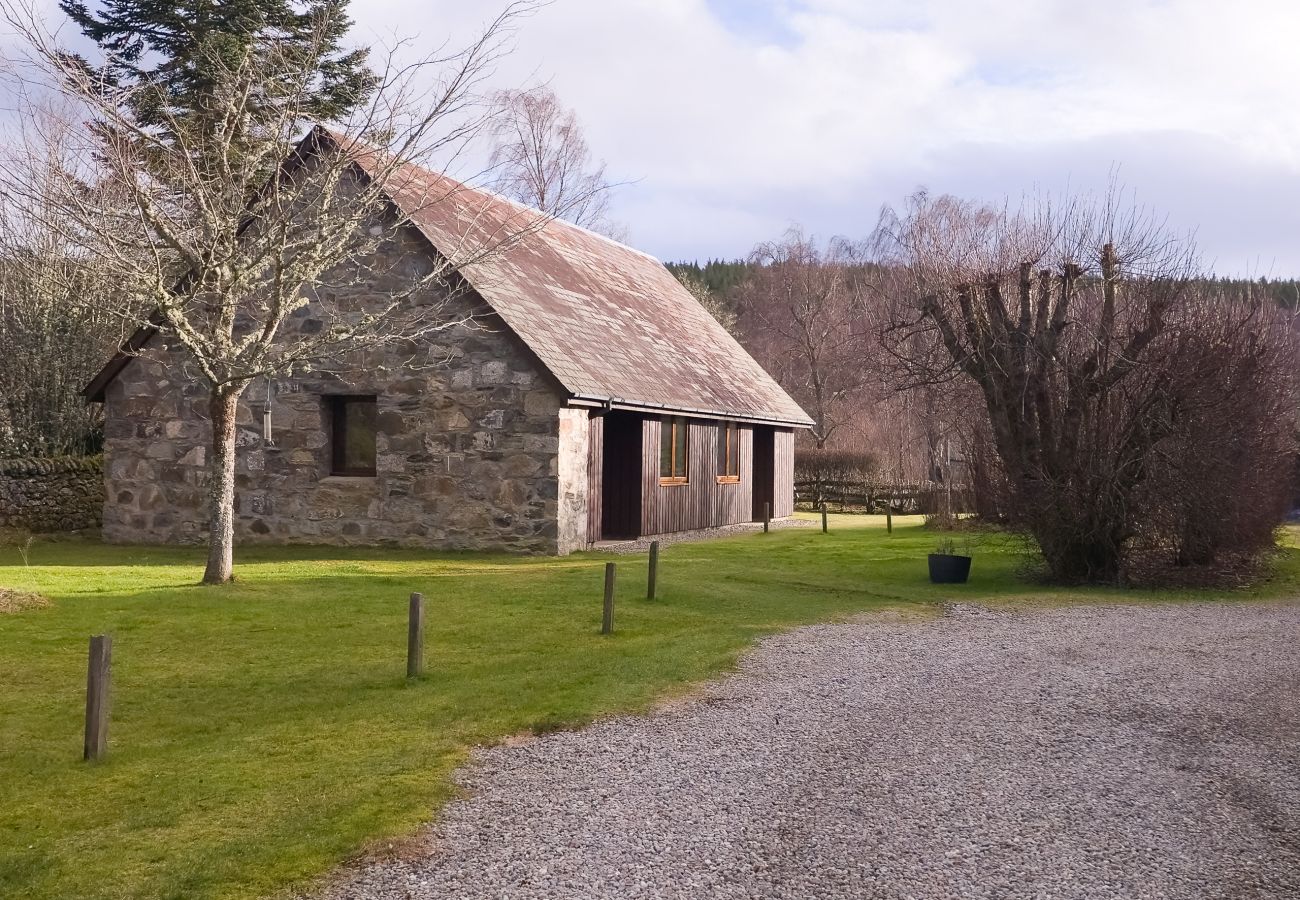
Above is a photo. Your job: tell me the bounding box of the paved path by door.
[324,602,1300,899]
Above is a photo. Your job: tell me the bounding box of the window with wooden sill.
[659,415,689,485]
[717,420,740,483]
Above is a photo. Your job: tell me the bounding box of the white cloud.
[12,0,1300,272]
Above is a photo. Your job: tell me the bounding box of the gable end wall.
[100,285,572,553]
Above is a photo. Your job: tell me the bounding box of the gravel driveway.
[325,602,1300,899]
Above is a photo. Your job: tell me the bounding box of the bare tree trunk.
[202,387,242,585]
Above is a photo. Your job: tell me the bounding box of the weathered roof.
[87,129,813,427]
[335,130,811,427]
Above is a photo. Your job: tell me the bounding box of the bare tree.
[875,190,1296,583]
[735,228,871,449]
[0,2,549,583]
[0,173,138,456]
[487,85,620,236]
[673,269,738,335]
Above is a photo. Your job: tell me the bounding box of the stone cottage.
[84,129,812,554]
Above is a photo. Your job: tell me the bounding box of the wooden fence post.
[763,502,770,533]
[821,504,828,534]
[886,508,893,534]
[602,563,616,634]
[647,541,659,600]
[407,592,424,678]
[84,634,111,761]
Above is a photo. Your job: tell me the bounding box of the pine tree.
[59,0,376,140]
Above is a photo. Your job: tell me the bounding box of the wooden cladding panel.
[717,426,753,525]
[640,418,753,537]
[772,427,795,518]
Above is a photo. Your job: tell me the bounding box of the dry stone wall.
[0,455,103,532]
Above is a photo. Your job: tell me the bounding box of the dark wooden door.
[601,411,643,539]
[752,425,774,522]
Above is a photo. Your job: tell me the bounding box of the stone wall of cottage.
[100,318,571,552]
[0,455,104,532]
[555,407,590,553]
[98,214,579,554]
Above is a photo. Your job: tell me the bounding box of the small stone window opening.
[328,395,378,476]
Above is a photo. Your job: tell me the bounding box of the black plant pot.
[928,553,972,584]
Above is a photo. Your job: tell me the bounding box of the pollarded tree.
[878,191,1300,583]
[0,2,549,583]
[875,191,1202,582]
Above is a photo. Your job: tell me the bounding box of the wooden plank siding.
[584,413,797,545]
[772,427,795,518]
[639,417,753,536]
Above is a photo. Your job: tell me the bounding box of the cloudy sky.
[8,0,1298,274]
[344,0,1300,275]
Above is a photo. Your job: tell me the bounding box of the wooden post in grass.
[84,634,111,761]
[407,592,424,678]
[763,502,770,533]
[601,563,616,634]
[886,508,893,534]
[647,541,659,600]
[821,504,828,534]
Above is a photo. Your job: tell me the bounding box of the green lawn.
[3,517,1298,900]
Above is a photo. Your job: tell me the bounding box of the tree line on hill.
[668,259,1300,321]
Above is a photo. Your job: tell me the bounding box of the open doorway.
[601,411,643,539]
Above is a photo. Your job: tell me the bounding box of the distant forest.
[666,259,1300,311]
[665,259,753,295]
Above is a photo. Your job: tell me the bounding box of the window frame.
[659,415,689,485]
[717,421,740,484]
[327,394,378,477]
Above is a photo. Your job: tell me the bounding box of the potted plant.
[928,537,972,584]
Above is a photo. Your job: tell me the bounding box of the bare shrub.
[0,252,131,456]
[875,189,1296,584]
[1129,291,1300,578]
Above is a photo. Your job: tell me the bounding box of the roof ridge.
[317,125,661,265]
[491,194,660,264]
[313,126,813,427]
